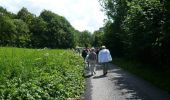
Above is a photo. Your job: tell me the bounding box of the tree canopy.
[0,7,82,48]
[98,0,170,67]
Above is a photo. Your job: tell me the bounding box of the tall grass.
[0,47,85,99]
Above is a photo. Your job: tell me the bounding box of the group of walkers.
[82,45,112,76]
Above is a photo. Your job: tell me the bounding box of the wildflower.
[67,98,72,100]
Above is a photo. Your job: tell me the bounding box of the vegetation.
[0,47,85,99]
[0,6,96,99]
[78,30,93,47]
[92,28,104,47]
[1,0,170,97]
[97,0,170,92]
[99,0,170,71]
[113,58,170,92]
[0,6,95,48]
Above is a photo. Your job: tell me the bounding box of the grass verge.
[113,58,170,93]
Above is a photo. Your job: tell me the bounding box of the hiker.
[82,45,90,69]
[82,47,89,61]
[95,48,100,64]
[98,46,112,75]
[82,48,89,61]
[87,47,97,75]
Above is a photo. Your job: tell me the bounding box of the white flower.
[67,98,72,100]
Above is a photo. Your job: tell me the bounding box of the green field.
[0,47,85,99]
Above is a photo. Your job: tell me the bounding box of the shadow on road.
[82,63,170,100]
[108,65,148,100]
[108,64,170,100]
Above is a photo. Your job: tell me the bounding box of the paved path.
[82,63,170,100]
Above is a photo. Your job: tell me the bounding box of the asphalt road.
[82,63,170,100]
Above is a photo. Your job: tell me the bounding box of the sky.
[0,0,106,33]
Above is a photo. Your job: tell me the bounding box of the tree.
[161,0,170,66]
[73,29,81,47]
[0,6,81,49]
[40,10,75,48]
[92,28,104,47]
[0,15,16,46]
[99,0,170,67]
[123,0,165,64]
[99,0,128,57]
[17,7,34,25]
[79,30,92,47]
[0,6,15,18]
[13,19,31,47]
[29,17,48,48]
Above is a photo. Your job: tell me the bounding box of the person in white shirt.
[98,46,112,75]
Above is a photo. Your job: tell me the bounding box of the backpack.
[88,52,96,61]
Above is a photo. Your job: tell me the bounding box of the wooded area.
[98,0,170,69]
[0,7,94,48]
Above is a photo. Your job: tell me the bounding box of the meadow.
[0,47,85,99]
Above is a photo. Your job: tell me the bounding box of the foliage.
[123,0,164,64]
[0,6,80,49]
[0,6,15,18]
[103,21,124,57]
[99,0,170,67]
[17,7,35,25]
[78,30,92,47]
[0,15,16,46]
[39,10,75,48]
[99,0,128,57]
[0,47,85,99]
[92,28,104,47]
[29,17,48,48]
[13,19,31,47]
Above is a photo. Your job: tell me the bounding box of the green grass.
[0,47,85,99]
[113,58,170,93]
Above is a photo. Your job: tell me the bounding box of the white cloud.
[0,0,106,32]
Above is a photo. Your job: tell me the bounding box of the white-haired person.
[98,46,112,75]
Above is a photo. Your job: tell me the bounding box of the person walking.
[82,47,89,61]
[98,46,112,75]
[87,47,97,75]
[82,45,90,69]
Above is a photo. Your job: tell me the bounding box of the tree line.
[0,6,96,48]
[97,0,170,68]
